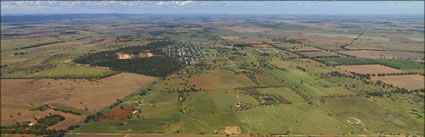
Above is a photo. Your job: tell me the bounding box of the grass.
[52,104,93,115]
[75,118,178,133]
[310,44,343,50]
[254,73,284,86]
[1,67,118,79]
[257,88,305,104]
[236,103,311,135]
[322,96,424,134]
[178,92,241,134]
[136,92,180,119]
[190,70,255,90]
[315,57,424,70]
[293,106,359,135]
[207,90,238,112]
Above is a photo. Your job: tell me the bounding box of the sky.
[1,1,424,15]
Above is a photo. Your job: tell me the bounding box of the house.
[131,109,139,114]
[28,120,37,127]
[236,102,243,108]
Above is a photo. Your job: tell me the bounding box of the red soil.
[97,107,136,121]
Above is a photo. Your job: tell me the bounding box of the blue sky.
[1,1,424,15]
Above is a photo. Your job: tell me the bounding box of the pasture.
[190,70,255,90]
[339,50,424,60]
[323,96,424,134]
[315,57,424,71]
[336,64,405,74]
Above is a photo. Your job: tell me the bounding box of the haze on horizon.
[1,1,424,16]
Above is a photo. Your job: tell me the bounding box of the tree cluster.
[74,41,182,77]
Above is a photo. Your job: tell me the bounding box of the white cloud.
[179,1,193,6]
[156,1,165,6]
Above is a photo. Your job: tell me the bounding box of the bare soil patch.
[1,73,157,113]
[336,64,404,74]
[371,75,424,90]
[297,51,338,57]
[218,126,241,135]
[97,107,136,121]
[346,117,361,124]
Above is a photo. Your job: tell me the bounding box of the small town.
[164,44,219,65]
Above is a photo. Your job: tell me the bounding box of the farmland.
[315,57,424,72]
[1,14,424,136]
[336,64,405,74]
[371,75,425,90]
[339,50,424,60]
[1,73,157,130]
[296,51,339,58]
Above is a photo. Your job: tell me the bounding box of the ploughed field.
[371,75,425,90]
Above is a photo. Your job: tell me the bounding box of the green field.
[1,67,117,79]
[315,57,424,70]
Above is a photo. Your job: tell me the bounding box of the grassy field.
[293,107,359,135]
[315,57,424,71]
[257,88,305,103]
[1,66,118,79]
[52,104,93,116]
[190,70,255,90]
[322,96,424,134]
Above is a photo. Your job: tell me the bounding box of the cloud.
[179,1,193,6]
[156,1,165,6]
[1,1,423,15]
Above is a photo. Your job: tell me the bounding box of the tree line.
[0,114,67,137]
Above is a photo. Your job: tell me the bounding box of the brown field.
[339,50,424,59]
[1,73,157,113]
[292,38,310,43]
[336,64,405,74]
[220,36,240,41]
[190,70,255,90]
[225,27,270,33]
[253,44,272,48]
[97,107,136,121]
[1,105,85,128]
[243,41,262,45]
[311,39,350,45]
[371,75,425,90]
[297,51,338,57]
